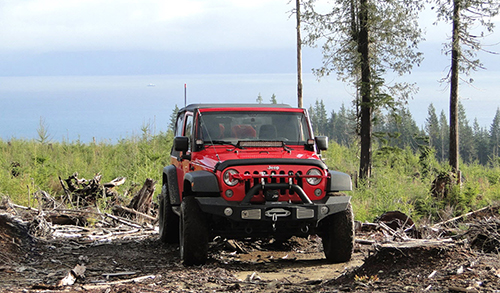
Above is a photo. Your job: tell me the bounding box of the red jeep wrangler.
[158,104,354,265]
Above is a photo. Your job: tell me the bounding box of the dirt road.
[1,232,365,292]
[2,205,500,292]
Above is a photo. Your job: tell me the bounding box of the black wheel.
[322,203,354,263]
[180,196,208,266]
[158,184,179,244]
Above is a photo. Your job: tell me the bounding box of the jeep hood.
[194,146,323,171]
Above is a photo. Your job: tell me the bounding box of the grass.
[0,131,173,207]
[322,142,500,223]
[2,133,499,224]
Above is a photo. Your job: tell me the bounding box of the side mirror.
[315,136,328,151]
[174,136,189,152]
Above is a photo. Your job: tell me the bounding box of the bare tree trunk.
[358,0,372,180]
[449,0,460,174]
[296,0,303,108]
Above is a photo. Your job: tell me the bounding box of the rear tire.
[180,196,208,266]
[158,184,179,244]
[322,203,354,263]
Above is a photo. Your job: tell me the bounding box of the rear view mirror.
[174,136,189,152]
[315,136,328,151]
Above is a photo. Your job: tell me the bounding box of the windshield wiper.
[205,140,239,148]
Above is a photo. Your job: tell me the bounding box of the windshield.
[197,111,311,145]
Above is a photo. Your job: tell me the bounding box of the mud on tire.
[158,184,179,244]
[321,203,354,263]
[180,196,209,266]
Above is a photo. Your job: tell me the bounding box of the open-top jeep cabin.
[158,104,354,265]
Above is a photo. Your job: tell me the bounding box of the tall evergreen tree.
[169,104,179,133]
[381,108,420,150]
[327,109,337,139]
[332,103,355,146]
[302,0,424,179]
[309,100,328,136]
[433,0,500,172]
[490,108,500,159]
[425,104,441,151]
[473,119,489,165]
[316,100,328,136]
[439,110,450,162]
[458,102,475,163]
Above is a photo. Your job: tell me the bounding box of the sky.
[0,0,499,128]
[0,0,302,75]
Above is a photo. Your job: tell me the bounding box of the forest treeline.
[308,99,500,167]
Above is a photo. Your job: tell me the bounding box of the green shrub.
[0,132,173,205]
[2,134,500,225]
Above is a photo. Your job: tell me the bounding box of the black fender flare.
[328,171,352,192]
[163,165,181,205]
[184,171,220,194]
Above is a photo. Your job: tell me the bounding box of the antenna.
[184,84,187,107]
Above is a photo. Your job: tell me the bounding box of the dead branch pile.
[466,217,500,253]
[355,206,500,253]
[59,173,123,207]
[1,172,158,246]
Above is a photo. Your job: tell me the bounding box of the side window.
[184,114,194,151]
[175,114,184,137]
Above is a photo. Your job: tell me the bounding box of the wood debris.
[58,173,128,207]
[2,186,500,292]
[57,264,86,287]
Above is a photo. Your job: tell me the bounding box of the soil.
[1,207,500,292]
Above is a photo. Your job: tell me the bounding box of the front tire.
[180,196,208,266]
[322,203,354,263]
[158,184,179,244]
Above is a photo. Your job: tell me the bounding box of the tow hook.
[265,208,291,231]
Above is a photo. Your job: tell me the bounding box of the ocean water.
[1,72,499,143]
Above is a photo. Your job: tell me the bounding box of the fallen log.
[112,205,156,222]
[103,213,143,229]
[375,238,455,249]
[433,205,498,228]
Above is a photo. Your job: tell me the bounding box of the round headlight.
[223,169,239,186]
[306,168,322,185]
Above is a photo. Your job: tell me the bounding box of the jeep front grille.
[241,169,305,195]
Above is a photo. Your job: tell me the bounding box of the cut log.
[127,178,156,215]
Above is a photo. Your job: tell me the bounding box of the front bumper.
[195,195,351,223]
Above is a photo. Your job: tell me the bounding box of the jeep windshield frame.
[196,108,312,146]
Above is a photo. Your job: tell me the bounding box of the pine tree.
[256,93,263,104]
[458,102,475,163]
[473,119,489,165]
[433,0,500,172]
[425,104,441,150]
[439,110,450,162]
[331,103,354,146]
[302,0,425,179]
[270,94,277,104]
[169,104,179,133]
[315,100,328,136]
[490,108,500,159]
